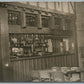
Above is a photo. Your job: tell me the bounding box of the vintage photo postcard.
[0,1,84,82]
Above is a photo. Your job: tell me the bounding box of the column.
[0,8,11,81]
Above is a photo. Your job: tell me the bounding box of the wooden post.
[61,18,65,30]
[21,12,26,28]
[0,8,11,81]
[49,15,55,30]
[37,14,42,29]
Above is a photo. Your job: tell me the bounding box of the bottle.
[35,34,39,41]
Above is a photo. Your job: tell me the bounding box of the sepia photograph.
[0,1,84,82]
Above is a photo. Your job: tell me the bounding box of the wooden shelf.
[10,53,75,62]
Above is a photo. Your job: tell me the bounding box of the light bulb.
[5,63,9,67]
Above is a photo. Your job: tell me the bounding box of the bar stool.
[69,67,81,82]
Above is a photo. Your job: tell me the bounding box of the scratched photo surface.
[0,2,84,82]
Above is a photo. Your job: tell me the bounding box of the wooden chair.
[39,70,51,82]
[50,71,65,82]
[69,67,81,82]
[61,67,71,82]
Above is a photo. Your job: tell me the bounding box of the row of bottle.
[10,47,49,57]
[9,34,53,57]
[11,47,32,56]
[9,34,50,47]
[9,34,74,57]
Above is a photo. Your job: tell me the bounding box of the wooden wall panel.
[10,54,75,81]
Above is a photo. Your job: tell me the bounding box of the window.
[65,19,71,30]
[8,10,21,25]
[54,17,62,30]
[41,15,50,27]
[26,13,37,27]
